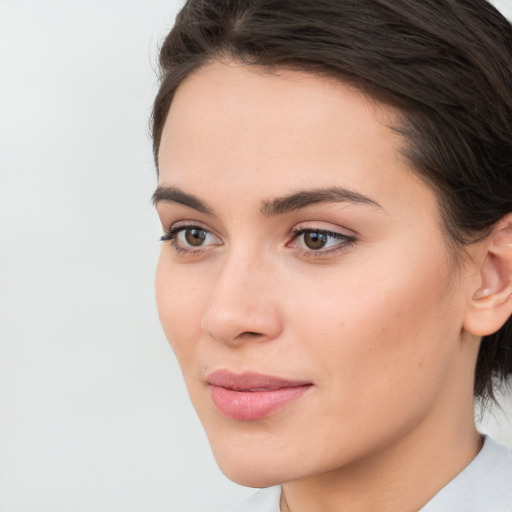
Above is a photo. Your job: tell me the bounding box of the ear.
[464,215,512,337]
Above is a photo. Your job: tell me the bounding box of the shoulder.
[420,436,512,512]
[226,486,281,512]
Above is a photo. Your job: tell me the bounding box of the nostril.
[239,331,262,338]
[232,331,266,342]
[201,299,282,345]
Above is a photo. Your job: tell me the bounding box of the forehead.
[157,61,431,218]
[161,61,399,157]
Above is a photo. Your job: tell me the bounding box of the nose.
[200,252,283,346]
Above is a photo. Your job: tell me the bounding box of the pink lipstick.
[207,370,312,421]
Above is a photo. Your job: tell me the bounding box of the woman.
[151,1,512,510]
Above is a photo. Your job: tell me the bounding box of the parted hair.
[152,0,512,400]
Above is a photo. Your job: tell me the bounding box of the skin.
[154,61,494,512]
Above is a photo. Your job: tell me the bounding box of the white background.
[0,1,511,511]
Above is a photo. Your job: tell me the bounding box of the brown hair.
[151,0,512,400]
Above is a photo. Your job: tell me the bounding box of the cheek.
[155,252,206,364]
[288,243,460,409]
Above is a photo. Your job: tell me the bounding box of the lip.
[206,370,313,421]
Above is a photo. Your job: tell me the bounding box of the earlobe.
[464,215,512,337]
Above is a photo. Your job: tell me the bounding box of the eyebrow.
[152,186,214,214]
[152,185,381,215]
[260,187,382,215]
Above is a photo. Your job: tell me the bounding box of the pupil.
[185,228,206,246]
[304,231,327,250]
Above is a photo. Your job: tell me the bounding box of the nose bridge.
[200,246,282,345]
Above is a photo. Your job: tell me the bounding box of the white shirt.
[228,436,512,512]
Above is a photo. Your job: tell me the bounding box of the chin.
[217,458,286,488]
[209,439,293,488]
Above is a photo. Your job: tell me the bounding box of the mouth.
[206,370,313,421]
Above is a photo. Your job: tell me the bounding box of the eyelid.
[160,221,223,253]
[160,220,357,258]
[161,220,218,238]
[290,222,356,239]
[287,223,357,257]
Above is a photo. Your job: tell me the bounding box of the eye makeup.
[160,220,357,260]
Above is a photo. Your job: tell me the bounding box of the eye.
[289,226,356,256]
[161,224,222,253]
[180,227,208,247]
[302,231,331,250]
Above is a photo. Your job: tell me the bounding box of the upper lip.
[206,370,312,391]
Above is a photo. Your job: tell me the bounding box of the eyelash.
[290,225,356,258]
[160,223,357,258]
[160,224,213,255]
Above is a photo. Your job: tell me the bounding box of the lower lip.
[209,385,311,421]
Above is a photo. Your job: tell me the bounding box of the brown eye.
[290,227,355,256]
[303,231,328,250]
[164,224,222,254]
[184,228,207,246]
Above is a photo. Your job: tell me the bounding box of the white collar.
[229,436,512,512]
[420,436,512,512]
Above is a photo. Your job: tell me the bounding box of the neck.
[280,400,481,512]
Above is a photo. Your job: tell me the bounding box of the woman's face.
[155,62,478,486]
